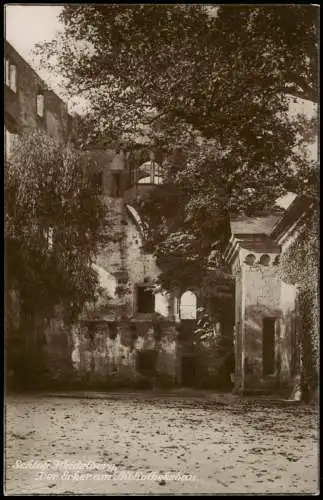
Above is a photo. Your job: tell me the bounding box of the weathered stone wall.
[240,266,297,393]
[5,40,75,144]
[93,194,171,319]
[42,319,178,387]
[243,263,282,389]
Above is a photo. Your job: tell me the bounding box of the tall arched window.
[180,291,197,320]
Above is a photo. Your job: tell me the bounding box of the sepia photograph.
[4,3,319,495]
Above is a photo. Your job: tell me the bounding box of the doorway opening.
[137,286,155,313]
[263,317,276,375]
[181,355,196,387]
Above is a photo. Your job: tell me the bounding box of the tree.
[35,4,318,290]
[5,130,109,380]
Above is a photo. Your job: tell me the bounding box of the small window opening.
[259,254,270,266]
[137,286,155,313]
[36,93,45,118]
[263,317,276,375]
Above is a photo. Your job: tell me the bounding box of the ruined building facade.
[5,41,77,152]
[224,197,313,395]
[5,40,310,394]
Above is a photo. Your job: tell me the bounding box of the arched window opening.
[244,253,256,265]
[180,291,197,320]
[259,254,270,266]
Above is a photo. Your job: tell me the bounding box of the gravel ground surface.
[5,394,319,495]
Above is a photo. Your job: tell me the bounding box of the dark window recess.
[111,173,122,198]
[137,286,155,313]
[152,322,162,342]
[181,355,196,387]
[90,172,103,194]
[130,324,138,343]
[263,317,276,375]
[109,323,118,340]
[87,323,96,348]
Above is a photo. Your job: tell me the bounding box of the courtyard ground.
[5,392,319,495]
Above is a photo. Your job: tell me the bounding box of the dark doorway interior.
[181,355,196,387]
[179,319,197,387]
[137,286,155,313]
[263,317,276,375]
[136,350,158,376]
[111,172,121,198]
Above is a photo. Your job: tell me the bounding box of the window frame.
[5,58,17,92]
[9,63,17,93]
[36,93,45,118]
[179,290,197,320]
[5,58,10,86]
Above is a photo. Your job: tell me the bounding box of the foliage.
[193,307,234,389]
[280,208,319,400]
[35,4,318,290]
[5,130,110,323]
[280,209,319,288]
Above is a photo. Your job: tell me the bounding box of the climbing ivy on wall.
[279,209,319,400]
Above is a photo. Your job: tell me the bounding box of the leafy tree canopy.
[5,131,109,321]
[36,4,319,290]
